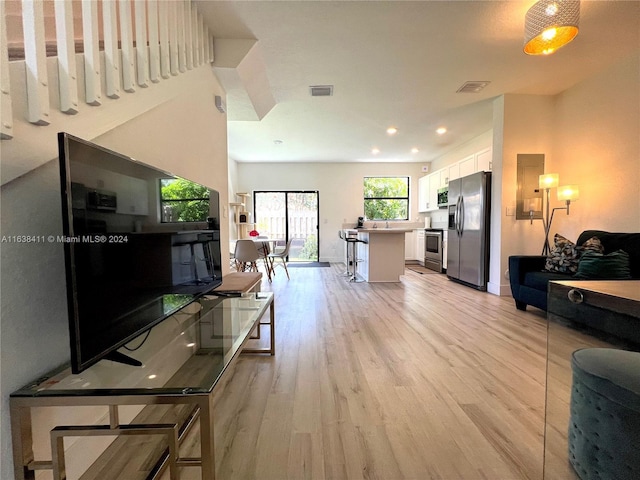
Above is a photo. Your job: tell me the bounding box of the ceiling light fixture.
[411,148,419,154]
[436,127,447,135]
[371,147,380,155]
[386,126,398,135]
[524,1,580,55]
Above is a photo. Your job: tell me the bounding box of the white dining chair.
[234,239,260,273]
[267,239,293,280]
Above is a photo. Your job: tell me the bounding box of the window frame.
[363,176,410,221]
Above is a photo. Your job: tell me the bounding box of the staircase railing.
[1,0,214,141]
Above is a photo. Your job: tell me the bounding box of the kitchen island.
[350,228,413,282]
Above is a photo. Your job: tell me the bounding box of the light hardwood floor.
[164,264,550,480]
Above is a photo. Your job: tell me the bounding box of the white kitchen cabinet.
[459,155,476,178]
[445,163,460,185]
[476,147,492,172]
[415,229,425,265]
[418,175,429,212]
[427,172,441,211]
[404,230,416,261]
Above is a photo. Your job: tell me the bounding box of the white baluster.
[192,5,199,66]
[198,12,205,66]
[177,0,186,73]
[148,0,160,82]
[1,0,14,138]
[158,0,170,79]
[134,0,148,87]
[102,0,121,98]
[169,0,178,75]
[119,0,136,92]
[21,0,50,124]
[54,0,79,113]
[184,0,193,70]
[82,0,102,105]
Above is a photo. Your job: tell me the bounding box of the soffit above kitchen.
[196,1,640,164]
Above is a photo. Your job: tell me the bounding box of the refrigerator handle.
[454,197,459,235]
[456,196,462,236]
[459,196,465,236]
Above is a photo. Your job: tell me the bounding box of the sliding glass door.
[254,191,319,262]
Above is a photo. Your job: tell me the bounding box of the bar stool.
[338,230,351,276]
[345,235,367,282]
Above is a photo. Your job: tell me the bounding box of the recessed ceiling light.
[371,147,380,155]
[148,374,157,380]
[386,126,398,135]
[436,127,447,135]
[411,148,419,154]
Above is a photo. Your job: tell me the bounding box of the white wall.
[236,162,424,262]
[494,52,640,296]
[551,52,640,237]
[0,68,228,480]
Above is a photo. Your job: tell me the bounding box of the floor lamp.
[539,174,579,255]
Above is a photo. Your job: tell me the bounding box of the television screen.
[58,132,222,373]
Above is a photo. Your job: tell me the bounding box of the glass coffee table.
[10,292,274,480]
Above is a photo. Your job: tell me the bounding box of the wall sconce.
[524,1,580,56]
[537,174,579,254]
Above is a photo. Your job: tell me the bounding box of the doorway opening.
[253,191,319,262]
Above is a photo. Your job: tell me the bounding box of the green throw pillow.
[573,249,632,279]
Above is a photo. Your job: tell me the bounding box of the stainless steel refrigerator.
[447,171,491,290]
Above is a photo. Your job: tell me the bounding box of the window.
[159,178,210,222]
[363,176,409,220]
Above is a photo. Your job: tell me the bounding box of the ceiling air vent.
[456,81,491,93]
[310,85,334,97]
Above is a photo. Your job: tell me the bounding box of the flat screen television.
[58,132,222,373]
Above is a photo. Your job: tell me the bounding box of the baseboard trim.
[488,281,512,297]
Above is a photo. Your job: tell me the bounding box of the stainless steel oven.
[424,229,443,273]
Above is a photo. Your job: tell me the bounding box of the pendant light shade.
[524,1,580,55]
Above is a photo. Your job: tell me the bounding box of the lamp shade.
[557,184,579,201]
[524,1,580,55]
[539,173,559,189]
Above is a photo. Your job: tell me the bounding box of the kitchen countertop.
[347,228,413,233]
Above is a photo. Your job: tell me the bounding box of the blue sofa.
[509,230,640,311]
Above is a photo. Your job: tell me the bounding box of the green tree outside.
[363,177,409,220]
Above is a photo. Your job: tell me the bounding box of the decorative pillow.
[545,234,580,273]
[579,236,605,256]
[574,250,632,279]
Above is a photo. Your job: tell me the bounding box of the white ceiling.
[196,1,640,164]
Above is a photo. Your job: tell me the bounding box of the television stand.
[10,292,274,480]
[104,350,143,367]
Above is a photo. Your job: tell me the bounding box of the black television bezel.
[58,132,222,373]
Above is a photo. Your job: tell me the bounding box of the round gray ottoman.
[568,348,640,480]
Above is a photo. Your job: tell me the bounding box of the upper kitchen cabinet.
[445,163,460,185]
[427,171,441,211]
[459,155,476,178]
[418,175,429,212]
[476,148,492,172]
